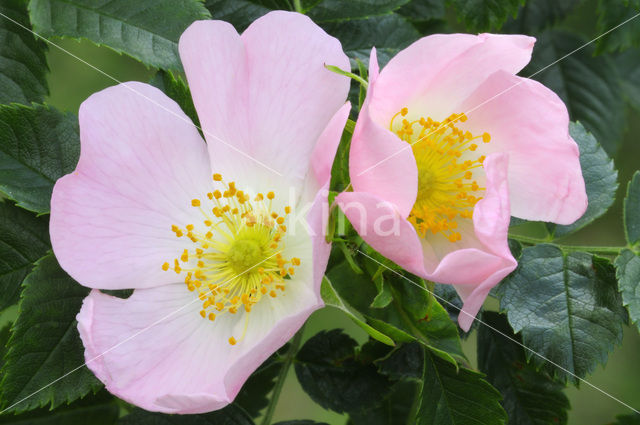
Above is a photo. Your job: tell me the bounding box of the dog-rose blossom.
[337,34,587,331]
[50,11,350,413]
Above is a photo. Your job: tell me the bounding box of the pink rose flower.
[50,11,350,413]
[337,34,587,331]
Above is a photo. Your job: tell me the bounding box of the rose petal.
[179,12,350,195]
[50,82,211,290]
[457,71,587,224]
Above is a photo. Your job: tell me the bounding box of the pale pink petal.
[419,154,516,331]
[311,102,351,188]
[78,268,321,413]
[349,73,418,218]
[50,82,211,290]
[179,12,350,195]
[457,71,587,224]
[335,191,426,276]
[369,33,535,126]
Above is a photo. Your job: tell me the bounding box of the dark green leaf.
[596,0,640,54]
[118,404,254,424]
[499,245,624,382]
[326,261,464,362]
[321,275,395,346]
[377,342,423,380]
[447,0,523,31]
[294,329,393,414]
[0,0,49,104]
[615,249,640,331]
[371,271,393,309]
[0,254,100,412]
[306,0,411,22]
[548,122,618,237]
[274,422,329,425]
[348,381,418,425]
[415,350,506,425]
[321,13,420,68]
[0,391,119,425]
[205,0,273,32]
[150,71,200,130]
[478,312,570,425]
[503,0,580,33]
[615,49,640,111]
[0,201,50,312]
[524,30,624,155]
[28,0,211,71]
[397,0,445,21]
[612,414,640,425]
[0,104,79,213]
[624,171,640,245]
[234,350,282,418]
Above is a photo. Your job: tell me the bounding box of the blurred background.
[40,0,640,423]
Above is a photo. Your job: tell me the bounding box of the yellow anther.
[229,337,237,345]
[213,173,222,181]
[269,290,277,298]
[208,313,216,321]
[292,257,301,266]
[482,132,491,143]
[200,310,206,318]
[284,206,291,214]
[267,192,275,200]
[161,262,169,271]
[191,199,201,207]
[186,224,194,231]
[213,190,222,199]
[401,107,408,116]
[181,249,189,262]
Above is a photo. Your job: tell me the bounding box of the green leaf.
[596,0,640,54]
[612,414,640,425]
[305,0,411,22]
[0,201,50,312]
[326,261,464,362]
[204,0,273,32]
[329,125,353,192]
[624,171,640,246]
[118,404,255,424]
[377,342,423,380]
[150,70,200,130]
[321,275,395,346]
[397,0,445,21]
[525,30,625,155]
[447,0,523,32]
[0,254,100,413]
[478,312,569,425]
[503,0,580,33]
[0,391,119,425]
[615,49,640,111]
[499,245,625,383]
[0,104,80,214]
[348,381,418,425]
[615,249,640,331]
[274,422,329,425]
[321,13,420,68]
[294,329,393,414]
[0,0,49,104]
[234,350,283,418]
[415,350,507,425]
[548,122,618,238]
[28,0,211,71]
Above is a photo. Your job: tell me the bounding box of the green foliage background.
[2,0,640,423]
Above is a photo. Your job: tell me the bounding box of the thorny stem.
[260,325,305,425]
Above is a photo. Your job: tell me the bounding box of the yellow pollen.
[161,173,302,346]
[390,108,490,242]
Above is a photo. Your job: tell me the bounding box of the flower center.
[161,173,300,345]
[390,108,491,243]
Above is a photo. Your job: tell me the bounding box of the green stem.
[293,0,303,13]
[508,234,625,255]
[260,326,305,425]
